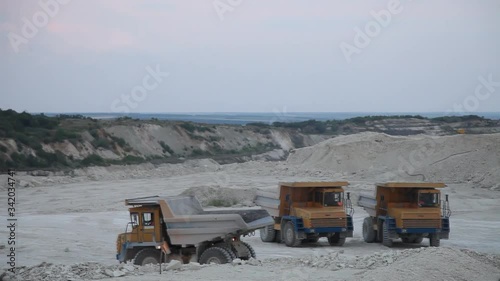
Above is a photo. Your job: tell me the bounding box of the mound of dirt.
[181,186,256,207]
[263,246,500,280]
[1,261,208,281]
[357,247,500,281]
[5,247,498,281]
[287,132,500,189]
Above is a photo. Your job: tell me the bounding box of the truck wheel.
[274,230,282,243]
[260,225,276,242]
[215,243,236,260]
[429,233,440,247]
[199,247,233,264]
[362,217,377,243]
[241,242,256,259]
[133,248,160,266]
[328,233,346,246]
[382,222,393,247]
[284,221,301,247]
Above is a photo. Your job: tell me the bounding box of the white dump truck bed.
[254,189,280,217]
[357,193,377,217]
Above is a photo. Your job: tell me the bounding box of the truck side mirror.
[445,194,449,202]
[285,194,290,202]
[346,192,350,200]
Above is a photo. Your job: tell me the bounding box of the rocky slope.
[1,110,499,171]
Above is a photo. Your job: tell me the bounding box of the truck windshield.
[324,192,343,207]
[418,193,439,207]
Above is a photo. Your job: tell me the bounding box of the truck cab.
[116,205,166,265]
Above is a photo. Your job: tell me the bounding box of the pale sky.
[1,0,499,113]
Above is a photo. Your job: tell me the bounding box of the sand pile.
[0,260,208,281]
[262,247,500,280]
[4,247,498,281]
[357,247,500,281]
[11,158,222,187]
[181,186,256,207]
[287,132,500,189]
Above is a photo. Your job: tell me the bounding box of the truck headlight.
[402,229,407,233]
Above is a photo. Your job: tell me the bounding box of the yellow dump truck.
[358,182,451,247]
[255,182,354,247]
[116,195,273,265]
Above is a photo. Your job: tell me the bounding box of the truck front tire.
[429,233,440,247]
[382,222,393,247]
[328,233,346,246]
[260,225,276,242]
[284,221,301,247]
[133,248,160,266]
[362,217,377,243]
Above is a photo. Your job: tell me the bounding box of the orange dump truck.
[255,182,354,247]
[358,182,451,247]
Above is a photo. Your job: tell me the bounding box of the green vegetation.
[179,122,214,133]
[4,148,70,170]
[81,154,107,166]
[191,148,210,156]
[247,115,489,135]
[272,119,327,134]
[430,115,486,123]
[91,138,112,149]
[0,109,80,145]
[346,115,425,125]
[0,109,135,170]
[110,136,127,147]
[158,141,174,155]
[116,155,145,165]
